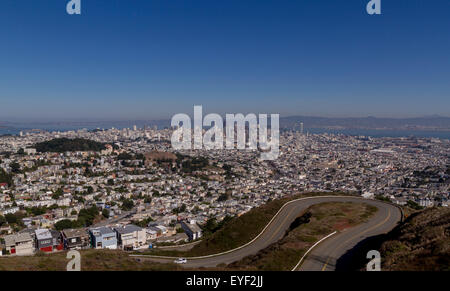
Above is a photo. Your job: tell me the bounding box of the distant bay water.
[305,128,450,139]
[1,124,450,139]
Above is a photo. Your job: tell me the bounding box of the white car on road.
[174,258,187,264]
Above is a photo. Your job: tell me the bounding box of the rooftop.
[90,226,115,237]
[35,229,52,240]
[62,228,89,239]
[115,224,143,234]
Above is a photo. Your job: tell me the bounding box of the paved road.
[297,198,401,271]
[132,196,402,269]
[91,208,136,228]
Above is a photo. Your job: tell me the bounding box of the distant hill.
[3,115,450,133]
[34,138,106,153]
[280,115,450,131]
[0,122,10,129]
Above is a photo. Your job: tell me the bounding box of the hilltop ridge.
[379,207,450,271]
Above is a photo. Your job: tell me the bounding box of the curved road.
[132,196,402,270]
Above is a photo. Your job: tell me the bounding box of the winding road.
[131,196,402,270]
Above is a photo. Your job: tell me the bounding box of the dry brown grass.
[0,249,182,271]
[380,207,450,271]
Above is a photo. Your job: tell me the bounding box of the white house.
[115,224,146,250]
[4,233,34,256]
[181,220,203,241]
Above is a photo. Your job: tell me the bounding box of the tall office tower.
[133,125,137,131]
[300,122,304,135]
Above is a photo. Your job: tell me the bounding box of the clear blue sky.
[0,0,449,121]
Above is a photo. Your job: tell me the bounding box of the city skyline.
[1,0,449,120]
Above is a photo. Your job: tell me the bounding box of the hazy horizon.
[2,113,450,125]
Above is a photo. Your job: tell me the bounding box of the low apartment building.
[35,229,63,252]
[89,227,117,249]
[115,224,146,250]
[4,233,34,256]
[62,228,90,250]
[181,220,202,241]
[35,229,53,252]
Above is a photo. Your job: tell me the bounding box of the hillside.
[34,138,106,153]
[0,250,181,271]
[379,207,450,271]
[141,192,357,257]
[225,202,377,271]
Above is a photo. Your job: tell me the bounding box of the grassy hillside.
[0,249,181,271]
[379,207,450,271]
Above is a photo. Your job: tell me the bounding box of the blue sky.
[0,0,449,121]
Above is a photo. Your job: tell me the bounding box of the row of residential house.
[89,225,147,250]
[2,221,202,256]
[3,229,62,256]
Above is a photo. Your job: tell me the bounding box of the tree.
[0,169,13,187]
[217,193,229,202]
[0,215,6,227]
[407,200,424,210]
[5,213,17,224]
[117,152,133,160]
[121,199,134,211]
[10,162,21,174]
[52,192,62,200]
[53,187,63,198]
[4,213,25,227]
[34,138,106,153]
[77,205,100,227]
[102,208,110,219]
[48,204,58,210]
[203,217,218,235]
[172,203,187,214]
[202,215,233,236]
[375,195,391,203]
[27,206,47,216]
[54,219,74,231]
